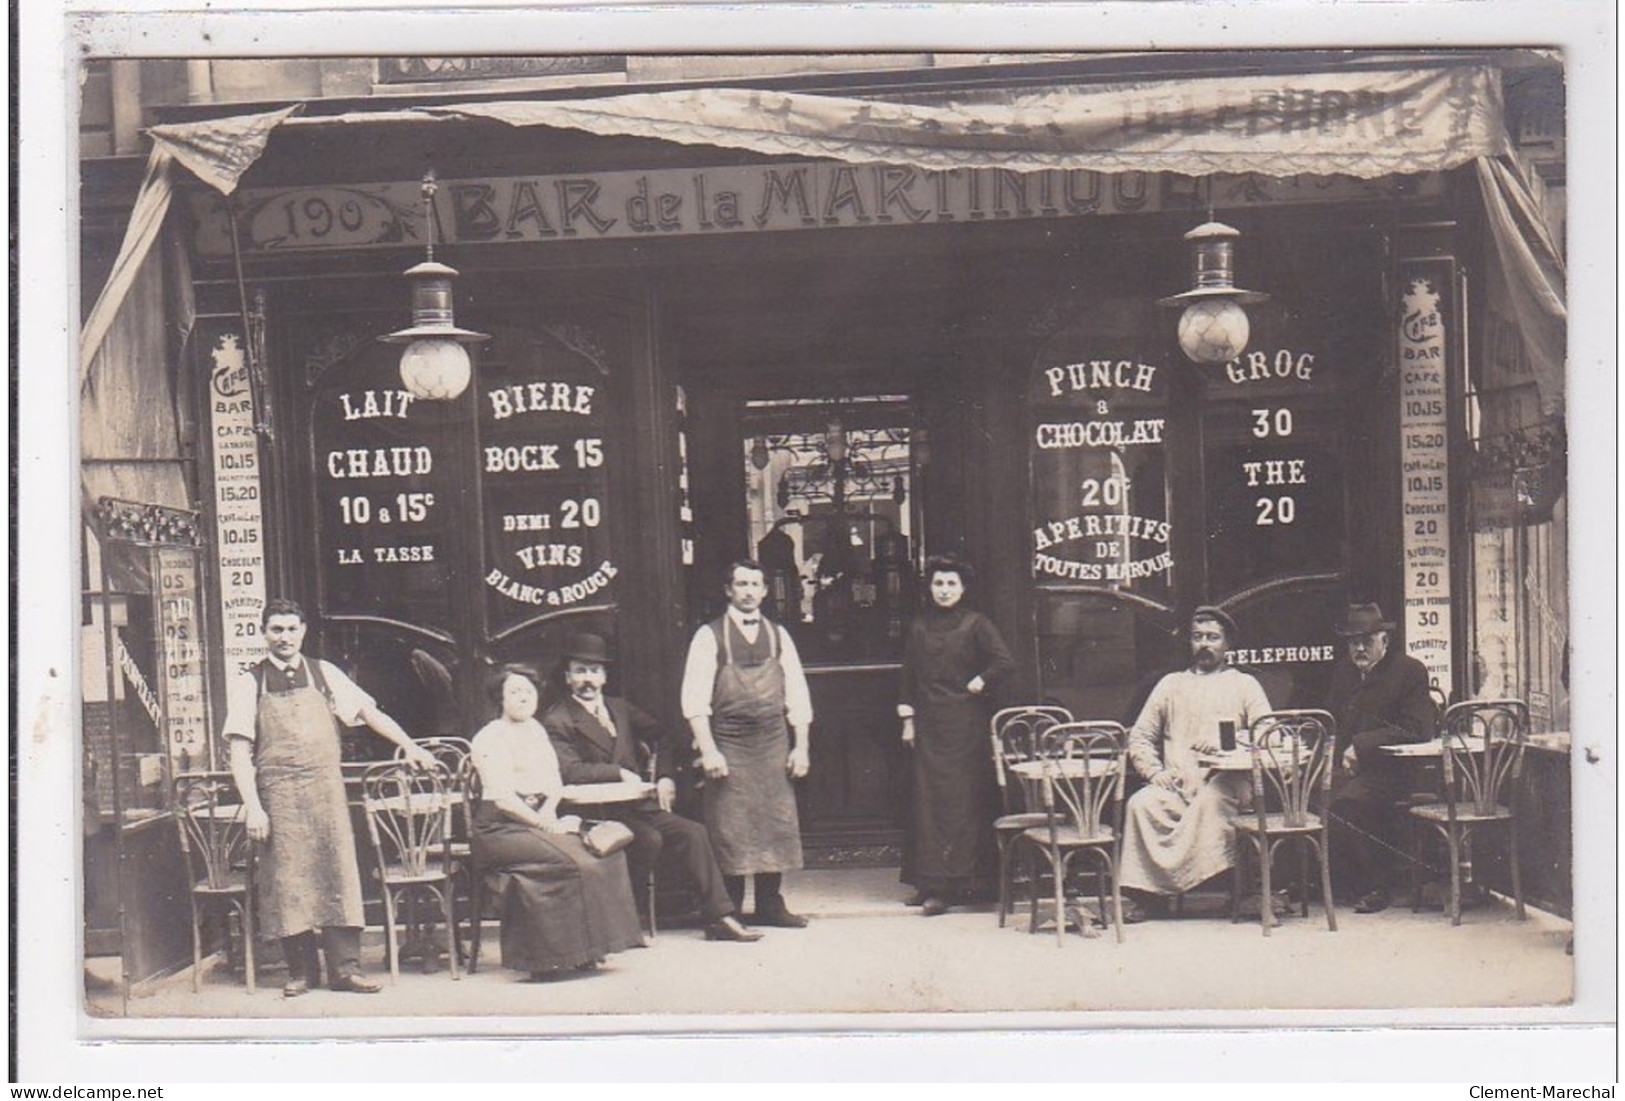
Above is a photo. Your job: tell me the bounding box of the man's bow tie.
[741,617,760,626]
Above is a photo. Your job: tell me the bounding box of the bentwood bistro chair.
[395,738,476,963]
[989,705,1073,927]
[1408,699,1530,926]
[1019,720,1129,946]
[361,760,461,982]
[1229,709,1338,937]
[172,772,257,993]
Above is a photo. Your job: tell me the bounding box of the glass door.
[737,396,922,855]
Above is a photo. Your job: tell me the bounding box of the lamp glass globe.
[1177,298,1251,365]
[399,338,472,401]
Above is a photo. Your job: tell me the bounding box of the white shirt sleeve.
[1127,676,1170,780]
[221,668,260,742]
[1240,674,1274,728]
[777,627,814,729]
[680,627,719,721]
[314,659,377,726]
[471,725,518,807]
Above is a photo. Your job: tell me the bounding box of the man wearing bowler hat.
[542,632,761,942]
[1324,602,1438,914]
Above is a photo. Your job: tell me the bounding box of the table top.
[1379,736,1487,758]
[1008,757,1118,780]
[1194,748,1261,772]
[560,780,656,805]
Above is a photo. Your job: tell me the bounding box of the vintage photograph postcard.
[16,0,1615,1082]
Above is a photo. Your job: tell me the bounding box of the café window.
[1202,394,1347,601]
[299,319,622,741]
[741,397,918,665]
[1027,329,1174,721]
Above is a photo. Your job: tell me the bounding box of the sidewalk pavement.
[86,866,1574,1024]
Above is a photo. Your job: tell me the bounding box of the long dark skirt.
[902,698,999,896]
[471,804,643,974]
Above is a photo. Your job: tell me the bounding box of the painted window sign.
[1029,352,1172,599]
[478,330,618,634]
[307,329,619,640]
[312,355,459,637]
[1202,347,1346,601]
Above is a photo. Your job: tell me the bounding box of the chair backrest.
[172,772,251,891]
[457,752,485,829]
[991,706,1074,815]
[362,761,454,878]
[397,737,474,841]
[1245,710,1336,828]
[1034,721,1128,841]
[1428,683,1451,718]
[395,736,473,775]
[1437,699,1529,815]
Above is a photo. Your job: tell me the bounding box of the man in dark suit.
[542,633,761,943]
[1325,603,1439,914]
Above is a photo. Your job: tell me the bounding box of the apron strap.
[304,658,336,708]
[251,657,338,756]
[712,616,777,666]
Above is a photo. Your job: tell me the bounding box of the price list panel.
[1029,351,1172,600]
[1202,347,1345,597]
[312,352,458,634]
[1396,269,1453,687]
[157,548,211,771]
[479,336,618,635]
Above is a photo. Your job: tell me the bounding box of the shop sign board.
[189,165,1443,258]
[207,329,269,675]
[1397,266,1454,689]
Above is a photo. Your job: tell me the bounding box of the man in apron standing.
[224,598,436,997]
[681,560,813,928]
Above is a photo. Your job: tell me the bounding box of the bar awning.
[80,62,1564,497]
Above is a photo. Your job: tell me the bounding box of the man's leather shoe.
[329,972,383,994]
[1119,896,1150,924]
[749,905,810,928]
[281,978,311,999]
[703,915,764,942]
[903,890,929,907]
[1354,889,1390,914]
[920,897,950,917]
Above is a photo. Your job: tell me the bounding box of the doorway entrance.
[743,397,920,858]
[687,393,928,861]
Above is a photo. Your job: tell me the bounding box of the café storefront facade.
[80,53,1569,980]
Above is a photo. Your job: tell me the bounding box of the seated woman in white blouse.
[470,663,643,980]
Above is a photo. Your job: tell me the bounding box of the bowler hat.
[1190,605,1239,640]
[1336,603,1396,637]
[561,633,614,665]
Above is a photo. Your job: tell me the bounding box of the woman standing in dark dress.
[470,664,644,979]
[897,556,1017,915]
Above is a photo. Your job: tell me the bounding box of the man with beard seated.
[1117,606,1273,922]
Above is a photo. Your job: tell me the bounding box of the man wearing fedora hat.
[1118,606,1274,921]
[542,632,761,943]
[1325,602,1438,914]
